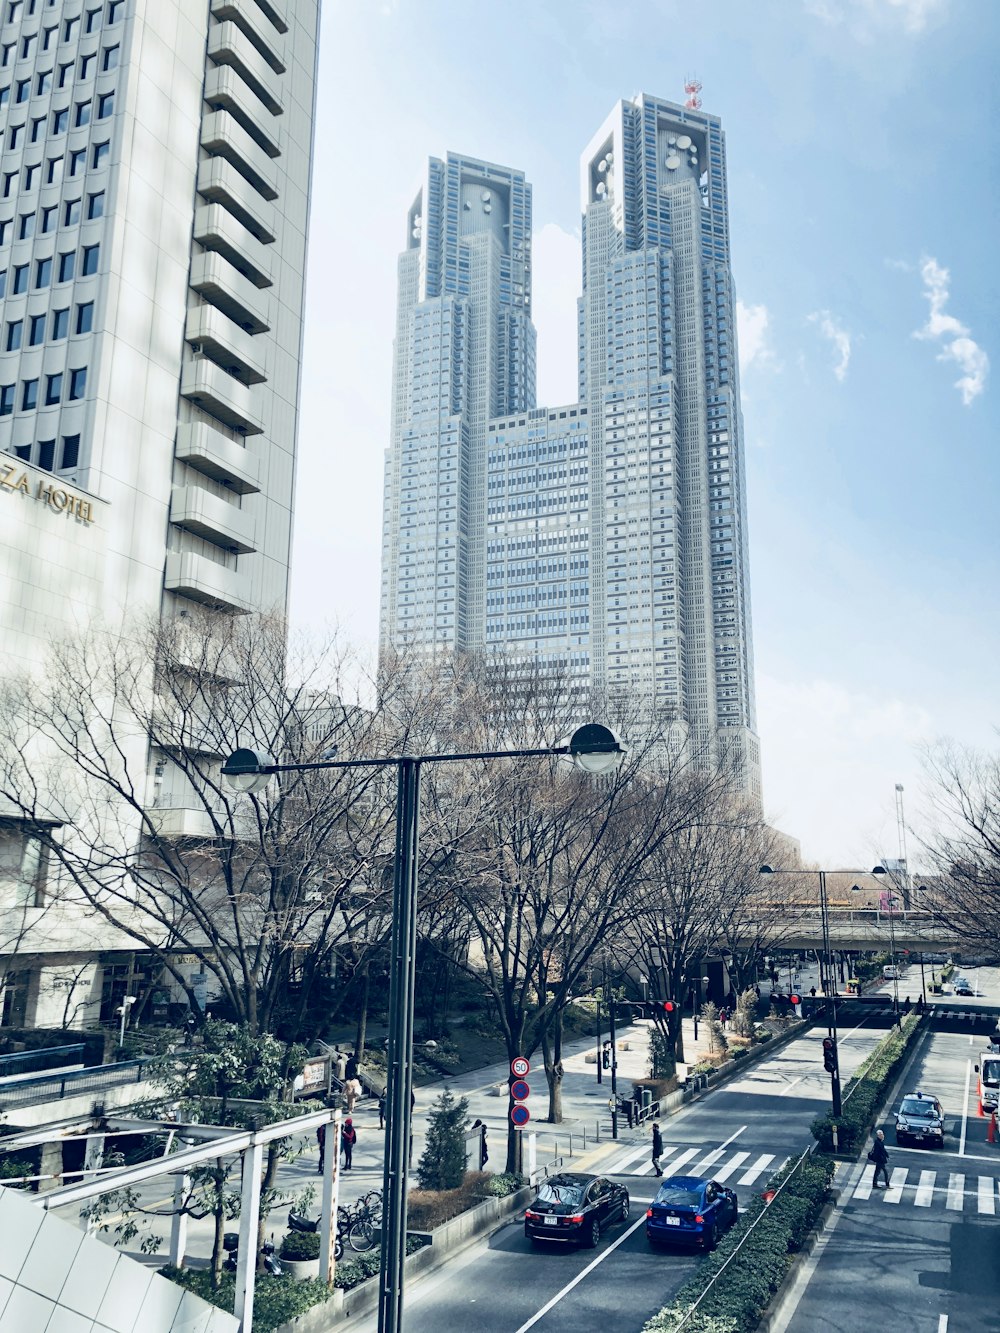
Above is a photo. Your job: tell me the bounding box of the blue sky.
[292,0,998,867]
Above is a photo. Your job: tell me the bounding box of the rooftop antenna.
[684,77,702,110]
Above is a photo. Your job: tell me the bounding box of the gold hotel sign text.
[1,463,95,525]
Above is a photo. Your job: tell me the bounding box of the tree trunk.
[672,1011,685,1064]
[541,1012,564,1123]
[354,963,369,1061]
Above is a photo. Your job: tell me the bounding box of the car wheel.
[620,1194,630,1223]
[586,1218,600,1248]
[705,1223,719,1251]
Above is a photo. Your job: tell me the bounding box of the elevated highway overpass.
[751,908,970,954]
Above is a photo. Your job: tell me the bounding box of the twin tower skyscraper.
[379,93,761,802]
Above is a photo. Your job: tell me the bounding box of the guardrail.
[0,1058,158,1111]
[0,1044,87,1078]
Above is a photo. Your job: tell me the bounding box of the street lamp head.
[222,747,276,794]
[850,884,862,893]
[758,865,773,875]
[871,865,887,875]
[567,723,625,775]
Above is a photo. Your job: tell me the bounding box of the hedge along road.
[348,1017,888,1333]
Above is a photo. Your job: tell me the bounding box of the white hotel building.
[381,94,761,802]
[0,0,320,1029]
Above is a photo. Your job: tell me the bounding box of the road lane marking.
[959,1060,972,1157]
[915,1170,935,1206]
[778,1075,804,1097]
[692,1147,725,1172]
[978,1176,996,1215]
[938,1317,947,1333]
[717,1125,748,1151]
[711,1151,749,1183]
[738,1154,774,1186]
[607,1141,656,1174]
[514,1210,648,1333]
[665,1147,699,1174]
[884,1166,908,1203]
[946,1173,964,1211]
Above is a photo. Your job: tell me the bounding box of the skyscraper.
[0,0,321,1029]
[380,94,760,802]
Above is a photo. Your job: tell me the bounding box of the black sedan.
[646,1175,738,1250]
[524,1172,629,1247]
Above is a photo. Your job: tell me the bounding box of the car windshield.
[536,1182,585,1205]
[982,1059,1000,1085]
[900,1098,936,1118]
[656,1186,702,1207]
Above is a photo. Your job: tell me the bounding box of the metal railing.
[0,1044,86,1078]
[0,1058,158,1111]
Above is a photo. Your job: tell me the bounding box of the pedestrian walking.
[316,1122,326,1175]
[868,1129,890,1188]
[378,1090,386,1130]
[472,1118,488,1169]
[988,1109,998,1145]
[341,1117,357,1170]
[345,1077,362,1113]
[651,1121,663,1176]
[344,1051,359,1082]
[333,1049,347,1084]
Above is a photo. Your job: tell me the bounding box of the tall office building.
[0,0,321,1028]
[381,93,760,801]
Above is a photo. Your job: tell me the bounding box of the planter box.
[282,1257,320,1281]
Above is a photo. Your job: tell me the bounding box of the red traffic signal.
[790,994,800,1005]
[822,1036,838,1073]
[661,1001,674,1013]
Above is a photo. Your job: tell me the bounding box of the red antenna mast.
[684,77,702,110]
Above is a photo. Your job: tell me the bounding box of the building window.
[5,320,22,351]
[15,78,29,103]
[41,24,56,50]
[86,190,103,219]
[12,263,28,293]
[44,370,62,402]
[37,438,55,469]
[50,306,67,339]
[60,432,79,467]
[28,312,44,344]
[68,365,86,398]
[57,250,74,281]
[18,212,34,239]
[75,299,93,333]
[21,34,37,61]
[92,140,108,168]
[8,122,23,150]
[0,384,14,415]
[35,256,52,288]
[46,155,64,185]
[107,0,123,21]
[63,15,79,40]
[58,60,72,87]
[2,171,16,197]
[74,100,90,126]
[21,378,38,411]
[0,820,49,909]
[78,51,94,80]
[0,87,8,108]
[0,219,8,245]
[102,44,119,70]
[36,71,51,96]
[97,89,113,118]
[23,163,39,191]
[81,243,98,275]
[63,197,80,225]
[30,114,45,142]
[1,970,31,1028]
[69,148,85,176]
[40,204,55,232]
[85,6,100,32]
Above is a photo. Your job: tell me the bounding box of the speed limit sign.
[511,1056,530,1078]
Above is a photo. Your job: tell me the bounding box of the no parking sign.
[511,1103,531,1127]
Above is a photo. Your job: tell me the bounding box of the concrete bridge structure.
[753,908,969,954]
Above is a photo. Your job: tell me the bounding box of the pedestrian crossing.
[853,1165,1000,1215]
[605,1141,786,1189]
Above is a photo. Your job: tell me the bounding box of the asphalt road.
[350,1019,887,1333]
[780,1010,1000,1333]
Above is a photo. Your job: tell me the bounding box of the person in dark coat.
[870,1129,890,1188]
[344,1051,359,1082]
[651,1121,663,1176]
[341,1118,357,1170]
[316,1122,326,1174]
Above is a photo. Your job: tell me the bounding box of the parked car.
[524,1172,629,1247]
[646,1175,738,1250]
[894,1090,945,1146]
[953,977,975,996]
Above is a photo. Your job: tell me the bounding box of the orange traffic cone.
[989,1111,998,1145]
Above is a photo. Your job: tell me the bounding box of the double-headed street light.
[759,864,887,1118]
[223,722,624,1333]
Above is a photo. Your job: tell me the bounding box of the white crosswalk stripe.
[692,1147,725,1173]
[978,1176,996,1216]
[947,1173,965,1211]
[711,1151,750,1183]
[884,1166,908,1203]
[914,1170,935,1206]
[738,1154,775,1186]
[853,1170,874,1201]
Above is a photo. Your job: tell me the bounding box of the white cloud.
[804,0,948,36]
[736,300,776,374]
[913,255,989,405]
[808,310,852,382]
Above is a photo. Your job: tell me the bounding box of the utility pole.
[607,957,619,1140]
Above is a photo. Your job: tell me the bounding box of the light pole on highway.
[223,723,624,1333]
[760,864,887,1118]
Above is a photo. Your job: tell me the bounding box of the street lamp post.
[760,865,887,1119]
[223,722,624,1333]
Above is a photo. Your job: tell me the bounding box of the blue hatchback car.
[646,1174,738,1250]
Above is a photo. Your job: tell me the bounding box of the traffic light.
[822,1037,838,1074]
[660,1000,675,1014]
[602,1046,610,1070]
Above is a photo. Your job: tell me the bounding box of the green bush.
[810,1012,922,1153]
[642,1155,834,1333]
[480,1171,526,1198]
[278,1229,321,1261]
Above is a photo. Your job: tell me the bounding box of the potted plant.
[278,1228,322,1279]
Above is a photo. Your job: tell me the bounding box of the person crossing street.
[651,1121,663,1176]
[869,1129,890,1188]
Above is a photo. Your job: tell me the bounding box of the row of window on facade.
[1,18,120,68]
[1,244,97,294]
[2,140,109,194]
[1,189,103,244]
[6,429,78,469]
[5,300,93,349]
[0,362,85,411]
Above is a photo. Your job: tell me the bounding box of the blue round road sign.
[511,1079,530,1101]
[510,1103,530,1127]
